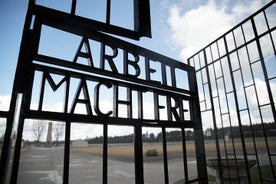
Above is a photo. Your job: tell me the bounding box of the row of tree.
[30,121,275,144]
[86,122,276,144]
[204,122,276,139]
[87,130,195,144]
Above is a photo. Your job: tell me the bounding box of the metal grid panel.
[188,1,276,183]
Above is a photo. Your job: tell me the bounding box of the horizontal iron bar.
[269,76,276,80]
[0,111,9,118]
[32,4,141,40]
[32,6,195,72]
[221,112,229,115]
[239,108,249,112]
[34,55,194,97]
[259,103,273,108]
[24,110,196,128]
[244,83,255,88]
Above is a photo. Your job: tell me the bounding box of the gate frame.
[0,1,208,183]
[188,1,276,183]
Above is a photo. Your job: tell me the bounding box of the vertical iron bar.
[223,35,252,183]
[242,23,265,182]
[0,99,17,183]
[71,0,77,15]
[106,0,111,25]
[103,123,108,184]
[161,62,167,86]
[217,38,242,181]
[137,91,143,184]
[189,71,208,183]
[221,84,239,180]
[154,93,160,120]
[162,127,169,184]
[113,84,118,117]
[127,88,132,118]
[233,23,260,182]
[202,50,223,182]
[263,10,276,57]
[170,67,176,88]
[251,16,276,183]
[11,69,35,184]
[9,117,24,184]
[10,11,42,184]
[212,84,231,180]
[10,55,34,184]
[64,75,70,114]
[138,91,143,119]
[0,1,35,181]
[211,43,233,180]
[134,122,144,184]
[38,72,46,111]
[134,0,151,37]
[181,128,189,182]
[63,73,71,184]
[63,121,71,184]
[196,54,208,111]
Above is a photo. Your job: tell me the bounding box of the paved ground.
[17,144,273,183]
[17,146,198,184]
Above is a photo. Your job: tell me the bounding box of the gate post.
[189,68,208,183]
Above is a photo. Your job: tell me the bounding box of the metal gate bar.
[0,1,207,183]
[188,1,276,183]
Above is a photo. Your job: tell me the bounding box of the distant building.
[72,140,88,148]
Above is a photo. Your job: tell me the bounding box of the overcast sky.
[0,0,272,140]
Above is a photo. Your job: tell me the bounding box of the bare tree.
[53,122,65,146]
[32,121,46,143]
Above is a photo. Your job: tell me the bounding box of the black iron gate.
[188,1,276,183]
[0,1,207,183]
